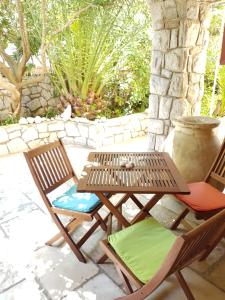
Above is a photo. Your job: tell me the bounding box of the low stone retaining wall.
[0,111,149,156]
[0,75,59,119]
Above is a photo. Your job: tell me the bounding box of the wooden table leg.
[96,192,131,228]
[131,194,163,224]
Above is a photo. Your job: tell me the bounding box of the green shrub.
[0,116,19,126]
[49,0,151,119]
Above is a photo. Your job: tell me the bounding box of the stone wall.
[0,112,149,156]
[148,0,212,150]
[0,75,59,120]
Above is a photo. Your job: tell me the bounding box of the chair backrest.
[167,208,225,276]
[24,140,76,195]
[205,138,225,189]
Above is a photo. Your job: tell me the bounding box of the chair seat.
[52,185,101,213]
[108,218,176,284]
[176,182,225,212]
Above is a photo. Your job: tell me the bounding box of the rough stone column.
[147,0,212,150]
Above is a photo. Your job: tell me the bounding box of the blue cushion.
[52,185,101,213]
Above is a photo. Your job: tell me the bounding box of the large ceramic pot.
[170,116,220,183]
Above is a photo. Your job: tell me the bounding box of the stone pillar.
[147,0,212,150]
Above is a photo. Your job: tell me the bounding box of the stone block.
[151,51,164,75]
[140,119,149,130]
[31,86,39,94]
[150,1,164,30]
[48,132,58,142]
[187,1,199,20]
[41,89,51,100]
[22,127,38,142]
[193,50,207,73]
[179,20,200,47]
[165,19,179,29]
[34,116,43,124]
[22,95,30,104]
[48,97,59,107]
[30,93,40,99]
[148,119,164,135]
[7,138,28,153]
[19,117,28,125]
[28,139,44,149]
[168,73,188,98]
[74,136,87,145]
[0,144,8,155]
[170,28,178,48]
[39,82,50,90]
[155,135,166,151]
[149,94,159,118]
[35,108,46,116]
[150,75,170,96]
[44,75,51,84]
[65,122,80,137]
[0,99,5,110]
[6,124,21,133]
[22,88,30,96]
[37,122,48,133]
[163,0,178,19]
[40,97,47,107]
[57,131,66,138]
[159,97,173,119]
[170,98,185,120]
[148,133,156,150]
[161,69,172,78]
[48,121,64,132]
[165,49,188,72]
[199,4,211,28]
[29,99,41,112]
[9,130,21,140]
[78,124,89,138]
[39,132,49,138]
[0,128,9,143]
[152,30,170,51]
[187,83,200,104]
[187,55,193,72]
[61,137,76,145]
[164,125,169,135]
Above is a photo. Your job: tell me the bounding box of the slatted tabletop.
[77,152,189,194]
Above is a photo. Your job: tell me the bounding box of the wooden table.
[77,152,190,228]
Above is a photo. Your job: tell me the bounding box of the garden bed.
[0,111,149,156]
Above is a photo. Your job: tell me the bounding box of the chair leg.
[171,209,190,230]
[46,218,81,246]
[175,271,195,300]
[51,213,86,263]
[115,265,134,294]
[94,212,107,231]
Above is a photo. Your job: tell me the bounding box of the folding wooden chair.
[24,140,110,263]
[100,209,225,300]
[171,138,225,230]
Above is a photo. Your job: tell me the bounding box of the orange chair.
[171,138,225,230]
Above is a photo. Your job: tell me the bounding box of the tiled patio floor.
[0,136,225,300]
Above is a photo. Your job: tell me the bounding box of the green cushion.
[108,218,176,283]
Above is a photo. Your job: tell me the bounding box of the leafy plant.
[42,107,59,119]
[0,116,19,126]
[49,0,151,119]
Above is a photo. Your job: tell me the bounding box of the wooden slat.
[78,152,190,195]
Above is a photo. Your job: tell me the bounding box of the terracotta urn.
[168,116,220,183]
